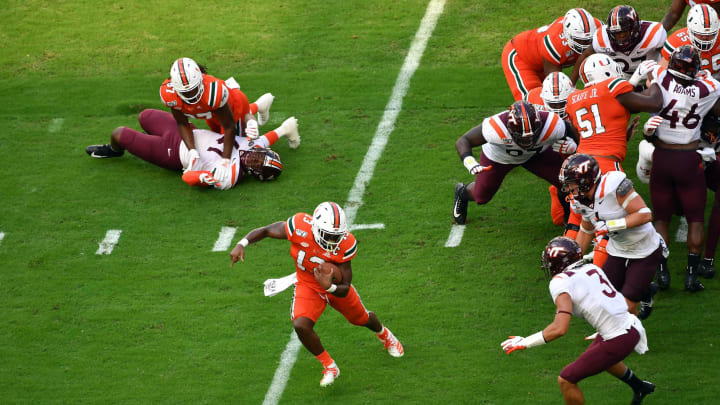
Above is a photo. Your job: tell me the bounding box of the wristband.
[523,331,546,348]
[326,284,337,293]
[237,238,249,247]
[463,156,480,172]
[607,218,627,232]
[580,225,594,234]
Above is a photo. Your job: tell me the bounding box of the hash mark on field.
[48,118,64,133]
[263,1,446,403]
[349,223,385,231]
[445,225,465,247]
[96,230,122,255]
[0,232,5,246]
[212,226,237,251]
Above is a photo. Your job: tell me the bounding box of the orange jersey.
[565,77,634,162]
[285,213,358,294]
[525,87,544,106]
[159,74,251,134]
[663,27,720,78]
[512,16,601,69]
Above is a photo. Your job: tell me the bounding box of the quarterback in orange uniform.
[563,54,663,266]
[661,4,720,78]
[230,202,404,387]
[160,58,281,187]
[502,8,601,101]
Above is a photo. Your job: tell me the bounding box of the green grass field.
[2,0,718,403]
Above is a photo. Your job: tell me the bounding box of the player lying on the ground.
[85,109,298,190]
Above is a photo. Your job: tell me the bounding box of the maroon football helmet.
[240,148,283,181]
[507,101,543,149]
[668,45,701,86]
[559,154,601,205]
[606,5,641,52]
[542,236,584,278]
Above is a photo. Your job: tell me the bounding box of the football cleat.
[656,259,671,290]
[638,283,657,320]
[86,144,124,158]
[320,364,339,387]
[254,93,274,126]
[685,270,705,292]
[453,183,469,225]
[278,116,300,149]
[631,380,655,405]
[698,258,715,279]
[380,330,404,358]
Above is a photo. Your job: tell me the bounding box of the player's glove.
[643,116,663,137]
[245,120,259,140]
[628,60,657,87]
[198,172,219,186]
[552,138,577,155]
[501,336,527,354]
[594,220,609,238]
[184,149,201,173]
[212,158,232,186]
[463,155,492,175]
[698,147,717,162]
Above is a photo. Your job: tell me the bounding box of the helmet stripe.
[576,8,589,32]
[330,202,340,228]
[611,7,619,28]
[579,60,590,84]
[177,58,189,86]
[553,73,559,97]
[703,5,711,29]
[520,103,531,133]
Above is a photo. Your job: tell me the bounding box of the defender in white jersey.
[501,237,654,405]
[646,45,720,291]
[570,5,666,84]
[85,109,296,190]
[559,154,662,319]
[452,101,576,224]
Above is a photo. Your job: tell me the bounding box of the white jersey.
[592,21,666,78]
[178,129,273,190]
[653,66,720,144]
[550,262,635,340]
[480,110,566,165]
[572,171,660,258]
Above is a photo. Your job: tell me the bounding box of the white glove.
[501,336,527,354]
[184,149,201,173]
[212,158,232,186]
[698,147,717,162]
[552,138,577,155]
[643,116,663,137]
[628,60,657,87]
[636,159,651,184]
[594,220,609,238]
[463,155,492,175]
[245,120,259,140]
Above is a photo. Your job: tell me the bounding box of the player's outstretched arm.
[230,221,287,266]
[501,294,572,354]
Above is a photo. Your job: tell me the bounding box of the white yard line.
[95,229,122,255]
[445,224,465,247]
[262,1,446,403]
[0,232,5,246]
[211,226,237,252]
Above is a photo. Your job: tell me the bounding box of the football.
[317,262,343,283]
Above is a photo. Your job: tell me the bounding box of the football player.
[661,4,720,80]
[85,109,297,189]
[452,101,575,225]
[662,0,720,32]
[563,54,662,268]
[570,5,666,84]
[160,58,299,186]
[229,202,404,387]
[559,154,664,319]
[699,113,720,278]
[501,236,654,405]
[641,45,720,292]
[502,8,601,101]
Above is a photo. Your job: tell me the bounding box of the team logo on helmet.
[542,236,584,278]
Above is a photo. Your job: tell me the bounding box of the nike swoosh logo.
[454,201,461,218]
[90,152,105,158]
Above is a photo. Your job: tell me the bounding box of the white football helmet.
[563,8,597,54]
[311,202,348,252]
[170,57,204,104]
[687,4,720,52]
[579,53,623,86]
[540,72,574,119]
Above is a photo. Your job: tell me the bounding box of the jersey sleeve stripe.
[343,241,357,260]
[598,176,608,199]
[596,30,608,49]
[663,40,675,55]
[286,216,295,236]
[489,116,508,139]
[640,23,662,49]
[208,81,217,108]
[607,78,624,92]
[540,113,559,143]
[543,36,562,64]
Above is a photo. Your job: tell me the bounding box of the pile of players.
[453,3,720,404]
